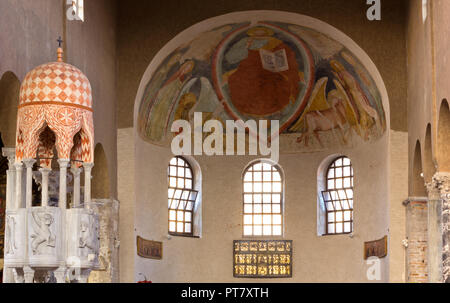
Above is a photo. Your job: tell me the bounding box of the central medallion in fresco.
[213,24,314,129]
[138,21,386,152]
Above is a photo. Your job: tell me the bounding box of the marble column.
[435,173,450,283]
[58,159,70,209]
[23,159,36,209]
[2,148,16,283]
[14,162,23,209]
[39,167,51,207]
[83,162,94,208]
[2,148,16,210]
[426,181,443,282]
[71,166,82,207]
[57,159,70,283]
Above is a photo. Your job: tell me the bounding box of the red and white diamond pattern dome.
[19,62,92,108]
[16,47,94,166]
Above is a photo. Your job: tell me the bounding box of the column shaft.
[14,162,23,209]
[3,148,16,211]
[58,159,70,210]
[39,168,51,207]
[83,162,94,208]
[443,196,450,283]
[433,172,450,283]
[71,166,82,207]
[23,159,36,209]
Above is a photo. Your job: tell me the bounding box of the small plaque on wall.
[137,236,162,260]
[233,240,292,278]
[364,236,387,259]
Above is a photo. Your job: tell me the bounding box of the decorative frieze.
[233,240,292,278]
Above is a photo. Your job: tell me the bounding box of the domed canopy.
[15,46,94,166]
[19,61,92,109]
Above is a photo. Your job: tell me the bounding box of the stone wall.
[117,128,136,283]
[88,199,120,283]
[389,130,409,282]
[406,201,428,283]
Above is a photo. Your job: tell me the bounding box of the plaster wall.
[432,0,450,170]
[117,128,136,283]
[0,72,20,147]
[406,0,434,192]
[388,130,408,283]
[133,133,390,282]
[406,0,450,179]
[0,0,118,199]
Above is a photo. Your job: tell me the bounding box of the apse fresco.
[137,21,386,151]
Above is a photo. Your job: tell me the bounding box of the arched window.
[322,156,354,234]
[243,160,283,236]
[168,156,198,236]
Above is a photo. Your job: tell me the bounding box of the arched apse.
[423,123,436,183]
[437,100,450,172]
[412,140,427,197]
[0,71,20,147]
[92,143,111,199]
[130,12,392,283]
[133,11,390,153]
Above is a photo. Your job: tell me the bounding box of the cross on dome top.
[57,36,64,62]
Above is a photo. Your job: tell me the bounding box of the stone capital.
[82,162,94,171]
[433,173,450,200]
[22,158,36,168]
[2,147,16,166]
[14,161,23,170]
[57,158,71,168]
[39,167,52,173]
[70,165,83,176]
[426,180,441,200]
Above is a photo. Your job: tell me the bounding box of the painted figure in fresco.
[179,25,233,63]
[145,60,195,143]
[137,21,387,151]
[173,92,197,123]
[139,53,182,133]
[224,27,301,116]
[296,89,349,147]
[30,211,56,254]
[330,60,381,140]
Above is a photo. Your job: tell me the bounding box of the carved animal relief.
[30,210,56,255]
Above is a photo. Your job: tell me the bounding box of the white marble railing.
[2,148,100,283]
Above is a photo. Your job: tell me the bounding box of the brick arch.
[411,140,426,197]
[0,71,20,147]
[437,99,450,171]
[423,123,436,183]
[91,143,110,199]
